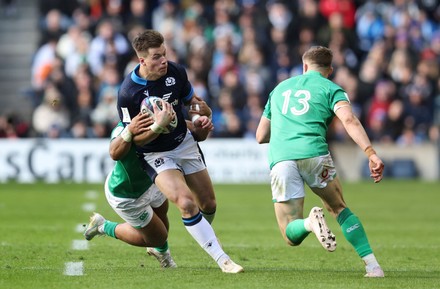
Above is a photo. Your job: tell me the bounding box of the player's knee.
[199,198,216,214]
[175,194,198,216]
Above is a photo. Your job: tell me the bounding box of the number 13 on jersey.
[281,89,311,116]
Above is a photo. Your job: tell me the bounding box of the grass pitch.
[0,181,439,289]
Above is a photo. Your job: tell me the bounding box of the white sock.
[303,218,311,232]
[184,214,227,264]
[362,253,379,268]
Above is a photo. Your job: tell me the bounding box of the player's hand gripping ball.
[140,96,178,133]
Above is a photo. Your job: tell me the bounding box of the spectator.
[31,33,59,99]
[96,64,121,103]
[91,86,120,131]
[121,0,152,29]
[319,0,356,29]
[212,88,245,138]
[64,29,92,78]
[71,66,96,123]
[18,0,439,144]
[87,19,130,77]
[355,5,385,53]
[32,85,70,137]
[383,99,405,142]
[242,93,263,139]
[38,8,71,47]
[402,83,433,141]
[0,113,29,138]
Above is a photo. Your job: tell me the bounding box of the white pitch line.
[72,240,89,250]
[64,261,84,276]
[85,190,99,200]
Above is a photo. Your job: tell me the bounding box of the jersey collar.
[305,70,324,77]
[131,64,147,85]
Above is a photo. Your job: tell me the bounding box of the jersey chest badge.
[165,77,176,86]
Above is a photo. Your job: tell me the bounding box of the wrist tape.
[150,122,166,134]
[120,126,132,142]
[191,114,201,123]
[364,146,376,157]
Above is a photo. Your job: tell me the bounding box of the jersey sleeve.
[117,80,137,124]
[329,87,350,112]
[262,91,273,120]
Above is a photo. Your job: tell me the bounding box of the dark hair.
[302,46,333,68]
[131,30,164,54]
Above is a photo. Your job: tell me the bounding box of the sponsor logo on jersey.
[170,98,178,106]
[346,223,360,233]
[162,93,172,102]
[165,77,176,86]
[121,107,131,123]
[154,157,165,168]
[139,211,149,221]
[143,90,149,97]
[175,133,185,143]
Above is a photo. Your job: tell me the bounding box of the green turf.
[1,181,439,289]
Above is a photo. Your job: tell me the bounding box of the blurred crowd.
[1,0,440,145]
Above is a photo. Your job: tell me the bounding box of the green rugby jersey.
[107,122,153,198]
[263,70,349,169]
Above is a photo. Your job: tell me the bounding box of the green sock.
[337,208,372,257]
[200,210,216,224]
[155,241,169,253]
[103,220,118,239]
[285,219,310,245]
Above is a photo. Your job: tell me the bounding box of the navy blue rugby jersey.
[117,61,194,153]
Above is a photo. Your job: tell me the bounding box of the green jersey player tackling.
[84,101,213,268]
[84,110,177,268]
[256,46,385,278]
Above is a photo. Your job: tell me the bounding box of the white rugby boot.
[84,213,105,241]
[365,265,385,277]
[147,248,177,268]
[308,207,337,252]
[219,258,244,273]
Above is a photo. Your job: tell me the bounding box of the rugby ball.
[140,96,178,133]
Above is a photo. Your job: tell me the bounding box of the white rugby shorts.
[104,174,167,228]
[142,130,206,178]
[270,153,337,202]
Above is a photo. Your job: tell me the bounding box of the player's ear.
[328,66,334,78]
[139,57,146,66]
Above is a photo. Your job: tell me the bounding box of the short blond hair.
[302,46,333,69]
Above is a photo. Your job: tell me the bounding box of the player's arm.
[256,116,270,144]
[335,101,384,183]
[109,113,153,160]
[133,100,175,146]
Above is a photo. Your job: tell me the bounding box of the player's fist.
[368,155,384,183]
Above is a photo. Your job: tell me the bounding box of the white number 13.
[281,89,311,115]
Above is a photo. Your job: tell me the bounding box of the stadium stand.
[390,158,419,179]
[0,0,439,145]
